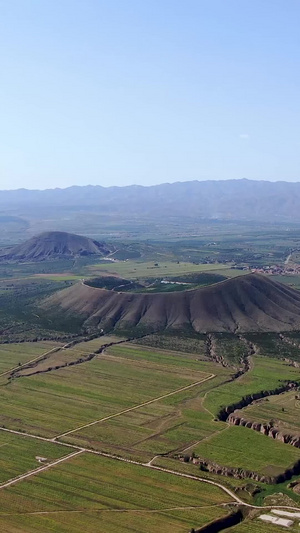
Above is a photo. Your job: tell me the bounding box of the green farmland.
[1,329,300,530]
[86,260,236,280]
[228,516,300,532]
[0,453,232,533]
[0,344,213,438]
[57,344,229,461]
[0,431,70,483]
[193,425,300,476]
[236,389,300,436]
[0,341,62,376]
[204,355,300,417]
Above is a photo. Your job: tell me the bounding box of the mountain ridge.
[1,179,300,222]
[41,274,300,333]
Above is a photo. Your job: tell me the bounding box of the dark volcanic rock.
[43,273,300,334]
[0,231,111,261]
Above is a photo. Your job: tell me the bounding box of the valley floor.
[0,333,300,532]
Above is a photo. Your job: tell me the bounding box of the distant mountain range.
[1,179,300,224]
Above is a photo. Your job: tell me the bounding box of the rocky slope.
[0,231,111,260]
[228,413,300,448]
[41,273,300,334]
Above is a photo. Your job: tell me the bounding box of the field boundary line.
[0,427,79,447]
[0,345,65,378]
[53,373,216,440]
[0,449,84,490]
[148,464,244,504]
[180,424,230,454]
[2,426,300,512]
[0,503,230,516]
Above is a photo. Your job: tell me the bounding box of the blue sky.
[0,0,299,189]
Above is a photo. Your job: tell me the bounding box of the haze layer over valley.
[2,180,300,244]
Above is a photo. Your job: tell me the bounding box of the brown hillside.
[0,231,110,260]
[41,274,300,333]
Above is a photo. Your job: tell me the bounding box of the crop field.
[0,453,232,533]
[0,341,62,375]
[193,425,300,476]
[238,389,300,435]
[33,273,83,281]
[86,260,235,280]
[228,516,300,532]
[16,336,126,377]
[108,343,212,372]
[1,332,300,530]
[204,355,300,417]
[207,267,249,278]
[0,431,71,483]
[0,343,214,438]
[27,261,251,284]
[64,336,127,354]
[62,389,227,462]
[55,344,230,461]
[0,259,76,279]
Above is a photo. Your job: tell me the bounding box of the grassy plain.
[16,336,125,376]
[0,309,300,530]
[60,344,229,461]
[33,273,83,281]
[0,453,232,533]
[0,432,70,483]
[228,516,300,532]
[194,425,300,476]
[237,389,300,435]
[204,355,300,417]
[0,341,61,375]
[0,343,212,438]
[63,394,225,462]
[86,260,235,279]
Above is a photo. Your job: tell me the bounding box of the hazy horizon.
[2,177,300,193]
[0,1,299,190]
